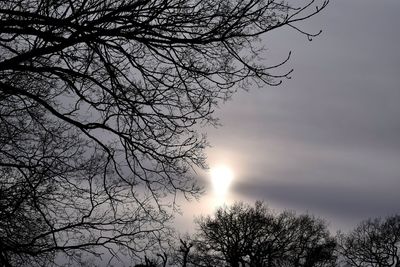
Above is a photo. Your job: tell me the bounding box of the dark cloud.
[233,178,400,221]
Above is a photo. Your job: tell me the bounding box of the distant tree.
[194,202,336,267]
[135,256,159,267]
[170,235,194,267]
[338,215,400,267]
[275,212,337,267]
[0,0,328,265]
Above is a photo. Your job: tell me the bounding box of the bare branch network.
[0,0,328,265]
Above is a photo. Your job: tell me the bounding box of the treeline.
[136,202,400,267]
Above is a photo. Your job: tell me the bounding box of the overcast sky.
[176,0,400,232]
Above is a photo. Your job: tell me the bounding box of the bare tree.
[194,202,336,267]
[338,215,400,267]
[275,212,337,267]
[0,0,328,265]
[0,93,172,265]
[170,235,194,267]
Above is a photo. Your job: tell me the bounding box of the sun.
[210,165,234,203]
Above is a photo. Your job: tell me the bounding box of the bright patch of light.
[210,165,234,206]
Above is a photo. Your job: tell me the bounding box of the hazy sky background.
[176,0,400,232]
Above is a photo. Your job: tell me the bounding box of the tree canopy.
[338,215,400,267]
[193,202,336,267]
[0,0,328,265]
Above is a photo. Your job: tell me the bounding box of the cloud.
[234,176,400,222]
[199,0,400,231]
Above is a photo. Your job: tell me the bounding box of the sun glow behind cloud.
[210,165,234,207]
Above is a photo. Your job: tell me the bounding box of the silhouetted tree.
[0,0,328,265]
[275,211,337,267]
[195,202,336,267]
[338,215,400,267]
[135,256,159,267]
[171,235,194,267]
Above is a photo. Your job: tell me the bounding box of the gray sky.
[176,0,400,232]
